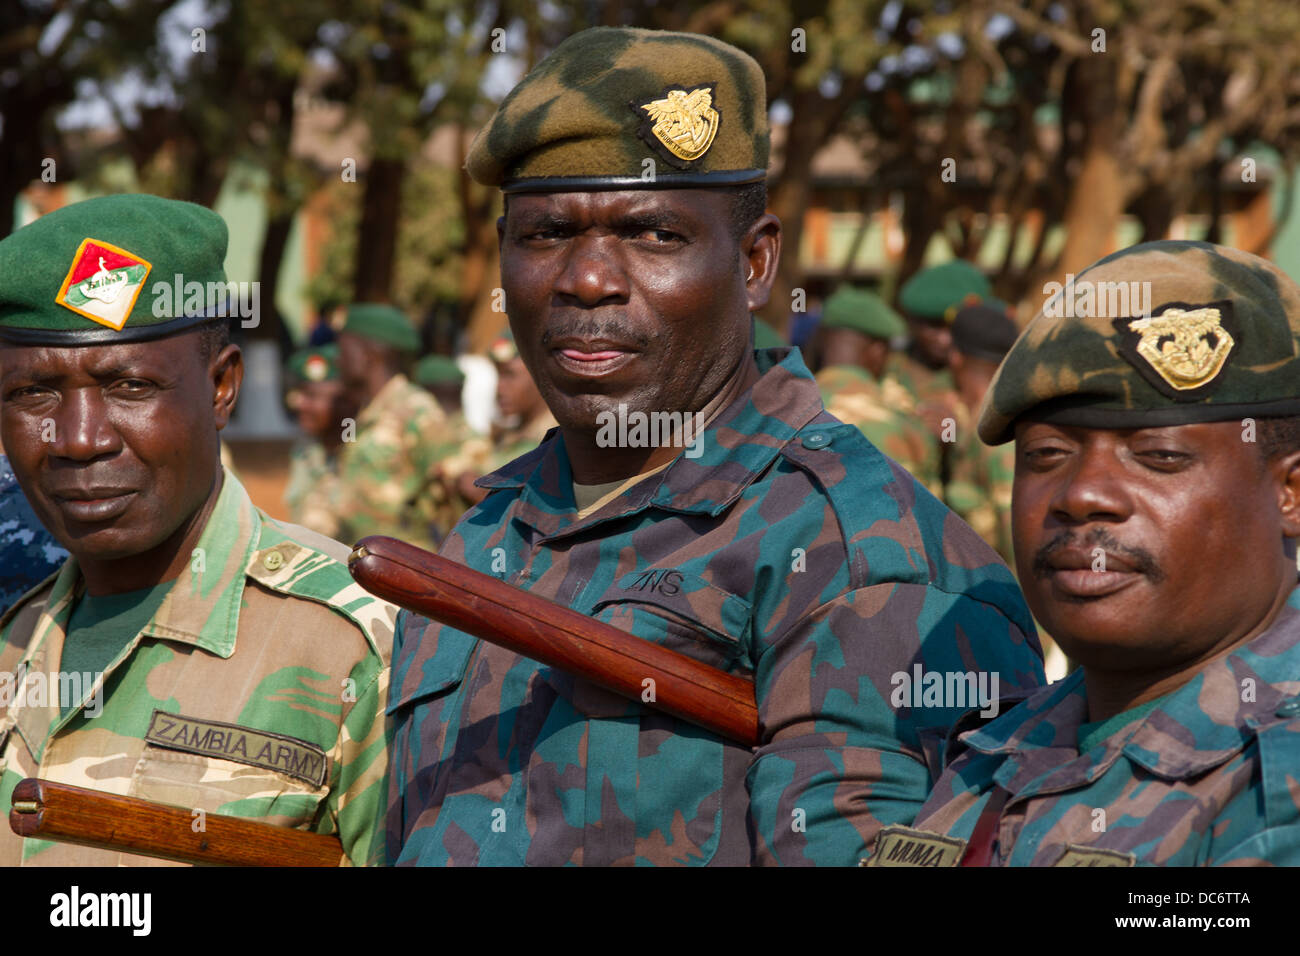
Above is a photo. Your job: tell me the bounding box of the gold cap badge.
[1125,304,1235,392]
[635,85,720,166]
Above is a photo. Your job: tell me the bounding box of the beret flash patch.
[55,238,153,332]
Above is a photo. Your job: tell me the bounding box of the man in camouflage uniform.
[414,354,484,544]
[0,453,66,617]
[386,27,1043,866]
[335,304,447,551]
[866,240,1300,867]
[941,301,1019,566]
[283,343,350,538]
[485,330,559,468]
[815,285,941,496]
[0,194,395,866]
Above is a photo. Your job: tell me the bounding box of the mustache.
[539,319,653,349]
[1032,528,1165,583]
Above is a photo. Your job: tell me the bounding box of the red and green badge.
[55,238,153,331]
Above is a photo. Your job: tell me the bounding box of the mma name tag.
[862,826,967,867]
[145,710,328,787]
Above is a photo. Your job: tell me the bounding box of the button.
[262,551,284,571]
[1276,698,1300,718]
[801,431,832,450]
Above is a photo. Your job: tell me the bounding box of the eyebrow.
[512,209,692,233]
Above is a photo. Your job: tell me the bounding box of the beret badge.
[634,85,720,168]
[1113,301,1238,400]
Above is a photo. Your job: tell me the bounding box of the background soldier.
[335,303,447,550]
[876,240,1300,866]
[0,451,66,616]
[282,343,350,538]
[815,285,941,495]
[0,194,395,866]
[386,26,1043,867]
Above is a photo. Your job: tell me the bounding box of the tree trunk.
[352,157,406,303]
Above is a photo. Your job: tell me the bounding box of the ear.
[1275,448,1300,539]
[741,212,782,313]
[211,343,243,431]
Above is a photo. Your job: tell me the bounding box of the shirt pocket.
[385,624,479,715]
[129,711,331,828]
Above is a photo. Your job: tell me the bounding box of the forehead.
[1014,418,1245,448]
[0,336,191,380]
[506,188,725,221]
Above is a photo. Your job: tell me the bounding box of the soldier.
[413,354,486,544]
[282,344,349,538]
[386,26,1044,867]
[0,451,66,616]
[867,240,1300,866]
[815,285,942,496]
[486,330,559,468]
[334,303,447,551]
[942,301,1019,566]
[0,194,395,865]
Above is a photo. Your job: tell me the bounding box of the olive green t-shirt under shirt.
[59,582,172,715]
[1077,693,1171,755]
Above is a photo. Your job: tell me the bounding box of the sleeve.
[745,582,1045,865]
[326,652,392,866]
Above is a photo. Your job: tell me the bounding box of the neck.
[78,468,225,597]
[1083,572,1297,721]
[564,353,761,485]
[361,367,398,408]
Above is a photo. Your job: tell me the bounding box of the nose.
[1049,440,1133,526]
[552,236,629,307]
[48,388,120,462]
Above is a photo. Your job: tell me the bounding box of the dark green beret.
[898,260,991,322]
[414,354,465,387]
[952,301,1018,363]
[466,27,768,192]
[752,317,786,349]
[0,193,228,345]
[980,240,1300,444]
[820,286,905,340]
[341,303,420,352]
[286,344,340,384]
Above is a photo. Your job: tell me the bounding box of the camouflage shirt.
[0,455,65,617]
[283,438,342,540]
[884,581,1300,866]
[0,471,396,866]
[387,346,1043,866]
[336,373,448,551]
[816,364,942,497]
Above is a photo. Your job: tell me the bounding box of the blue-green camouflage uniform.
[388,347,1045,865]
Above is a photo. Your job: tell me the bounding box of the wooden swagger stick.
[348,535,761,748]
[9,777,345,866]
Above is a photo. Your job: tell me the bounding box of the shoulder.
[254,515,397,663]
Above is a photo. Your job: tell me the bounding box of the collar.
[474,347,825,539]
[959,586,1300,789]
[357,373,414,427]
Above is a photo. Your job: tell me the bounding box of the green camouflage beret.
[0,193,228,345]
[286,344,340,385]
[820,286,905,340]
[752,317,786,349]
[466,27,768,192]
[898,260,991,322]
[979,240,1300,444]
[414,354,465,387]
[341,303,420,352]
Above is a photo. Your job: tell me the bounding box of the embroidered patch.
[861,825,967,867]
[1112,300,1238,400]
[633,85,720,168]
[145,710,328,787]
[303,354,329,382]
[1053,844,1136,867]
[54,238,153,331]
